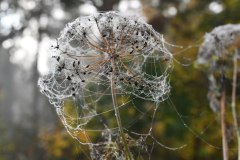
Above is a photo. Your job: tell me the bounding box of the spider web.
[38,11,218,159]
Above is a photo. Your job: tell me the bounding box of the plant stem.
[221,83,228,160]
[110,59,132,160]
[232,49,240,160]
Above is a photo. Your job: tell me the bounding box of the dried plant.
[38,11,178,159]
[197,24,240,160]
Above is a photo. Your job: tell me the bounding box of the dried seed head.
[38,12,173,157]
[39,11,173,108]
[198,24,240,64]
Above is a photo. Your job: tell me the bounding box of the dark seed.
[67,76,71,81]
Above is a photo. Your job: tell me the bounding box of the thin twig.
[221,80,228,160]
[110,58,132,160]
[232,49,240,160]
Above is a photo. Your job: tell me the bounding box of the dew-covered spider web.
[38,11,220,159]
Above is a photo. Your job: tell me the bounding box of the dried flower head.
[198,24,240,64]
[38,11,173,158]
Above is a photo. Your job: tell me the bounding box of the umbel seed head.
[38,13,173,150]
[38,11,173,108]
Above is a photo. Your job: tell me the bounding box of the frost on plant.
[197,24,240,112]
[38,11,175,159]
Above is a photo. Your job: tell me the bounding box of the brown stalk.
[231,49,240,160]
[221,85,228,160]
[110,58,132,160]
